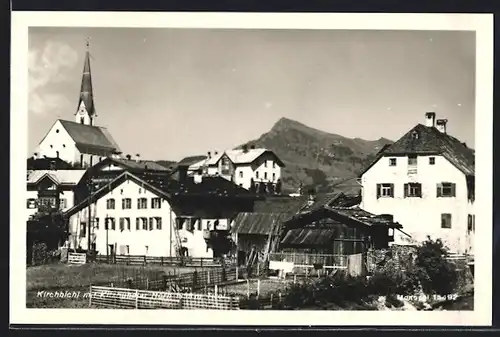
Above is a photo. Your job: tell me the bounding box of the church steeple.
[75,38,97,126]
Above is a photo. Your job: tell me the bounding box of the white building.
[64,170,257,257]
[186,146,285,192]
[33,42,121,167]
[359,112,475,254]
[26,170,86,220]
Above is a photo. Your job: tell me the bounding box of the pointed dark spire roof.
[75,39,96,116]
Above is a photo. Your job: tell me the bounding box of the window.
[404,183,422,198]
[110,218,116,230]
[264,161,267,168]
[106,199,115,209]
[149,217,154,231]
[156,217,162,230]
[137,198,147,209]
[197,219,202,231]
[141,217,148,230]
[437,182,456,197]
[273,162,276,168]
[441,213,452,229]
[122,198,132,209]
[429,157,435,165]
[239,171,243,178]
[389,158,397,166]
[256,172,259,179]
[136,218,141,230]
[272,173,276,180]
[80,117,85,124]
[376,183,394,198]
[176,218,184,230]
[411,131,419,139]
[467,214,475,232]
[408,155,417,166]
[63,144,66,148]
[207,221,211,230]
[59,198,67,209]
[56,129,59,133]
[80,154,84,164]
[151,197,161,209]
[94,218,99,230]
[80,223,87,237]
[26,198,37,209]
[119,218,125,231]
[264,172,268,179]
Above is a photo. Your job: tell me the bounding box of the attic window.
[411,131,419,140]
[55,129,59,133]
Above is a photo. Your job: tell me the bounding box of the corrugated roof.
[231,212,291,235]
[360,124,474,176]
[27,170,86,185]
[329,206,403,228]
[281,228,337,246]
[59,120,121,155]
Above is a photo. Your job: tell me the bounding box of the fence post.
[207,269,211,284]
[135,289,139,309]
[236,266,239,280]
[257,279,260,298]
[161,256,164,266]
[144,255,147,266]
[146,278,149,290]
[257,262,260,276]
[89,284,92,308]
[246,279,250,298]
[293,274,297,284]
[270,293,273,308]
[201,258,203,268]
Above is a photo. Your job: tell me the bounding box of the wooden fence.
[68,253,86,265]
[269,252,348,275]
[95,254,232,268]
[89,285,240,310]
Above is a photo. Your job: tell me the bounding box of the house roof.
[189,148,285,169]
[64,171,258,218]
[252,196,308,214]
[177,155,208,167]
[27,157,73,170]
[298,192,344,213]
[329,206,403,228]
[359,124,475,177]
[27,170,86,186]
[231,212,292,235]
[330,178,362,196]
[106,158,170,172]
[281,228,337,246]
[58,119,121,156]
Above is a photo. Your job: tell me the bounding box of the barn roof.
[231,212,291,235]
[280,228,337,246]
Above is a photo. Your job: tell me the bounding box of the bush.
[415,237,458,295]
[32,242,60,265]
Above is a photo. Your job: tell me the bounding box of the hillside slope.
[238,117,392,192]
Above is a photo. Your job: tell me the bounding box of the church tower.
[75,39,97,126]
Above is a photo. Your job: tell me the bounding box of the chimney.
[425,112,436,127]
[178,166,188,182]
[436,119,448,134]
[33,152,38,160]
[250,144,256,150]
[214,151,218,156]
[135,154,140,162]
[242,144,249,153]
[207,151,211,159]
[126,154,131,160]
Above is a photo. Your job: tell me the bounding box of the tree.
[268,182,275,194]
[258,182,267,194]
[276,179,282,194]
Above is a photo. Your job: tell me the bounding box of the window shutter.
[418,184,422,197]
[451,183,456,197]
[137,199,140,208]
[390,184,394,197]
[436,183,442,197]
[376,184,381,199]
[136,218,140,230]
[404,184,408,198]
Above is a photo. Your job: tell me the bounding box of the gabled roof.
[64,171,258,218]
[177,155,208,167]
[190,148,285,168]
[231,212,291,235]
[359,124,475,177]
[97,157,170,172]
[252,196,308,214]
[281,228,337,246]
[27,170,86,186]
[58,119,121,156]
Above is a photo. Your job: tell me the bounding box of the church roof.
[75,47,96,117]
[59,119,121,156]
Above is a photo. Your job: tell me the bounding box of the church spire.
[75,38,96,126]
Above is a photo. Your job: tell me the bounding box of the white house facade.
[360,112,475,254]
[187,147,285,191]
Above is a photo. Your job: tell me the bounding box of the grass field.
[26,263,198,308]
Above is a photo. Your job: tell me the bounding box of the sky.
[28,28,476,161]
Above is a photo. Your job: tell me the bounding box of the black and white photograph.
[11,12,493,326]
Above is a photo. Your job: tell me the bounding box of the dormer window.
[411,131,419,140]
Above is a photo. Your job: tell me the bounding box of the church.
[33,42,122,168]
